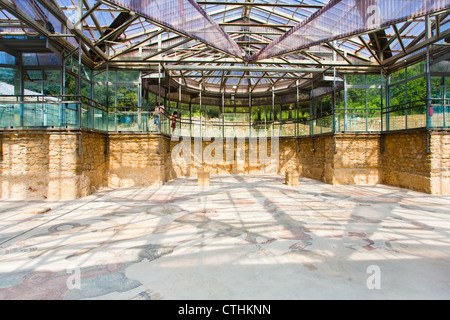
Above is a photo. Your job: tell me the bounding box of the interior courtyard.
[0,0,449,300]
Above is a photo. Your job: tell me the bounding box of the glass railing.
[0,95,108,131]
[382,99,429,131]
[334,110,382,132]
[2,96,448,136]
[429,98,450,129]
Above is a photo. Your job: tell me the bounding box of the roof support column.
[426,14,432,130]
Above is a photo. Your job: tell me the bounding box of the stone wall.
[430,132,450,194]
[297,135,331,182]
[297,133,381,185]
[169,137,284,177]
[0,133,50,199]
[381,130,450,194]
[381,130,431,193]
[108,133,171,188]
[332,134,381,185]
[1,129,448,199]
[0,130,108,200]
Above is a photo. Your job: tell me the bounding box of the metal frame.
[0,0,448,97]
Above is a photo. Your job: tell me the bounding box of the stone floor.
[0,174,449,300]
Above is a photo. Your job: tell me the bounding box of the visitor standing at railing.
[171,111,178,134]
[152,100,164,131]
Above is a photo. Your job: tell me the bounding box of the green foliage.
[0,67,16,86]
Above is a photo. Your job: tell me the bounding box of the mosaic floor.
[0,174,449,300]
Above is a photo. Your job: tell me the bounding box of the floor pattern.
[0,175,449,299]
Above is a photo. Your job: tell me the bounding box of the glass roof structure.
[0,0,449,97]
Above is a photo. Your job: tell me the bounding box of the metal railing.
[1,96,449,136]
[429,97,450,129]
[0,95,108,131]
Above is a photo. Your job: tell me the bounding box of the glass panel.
[255,0,448,60]
[347,74,365,85]
[390,68,406,84]
[347,88,366,111]
[407,61,426,78]
[389,110,406,131]
[0,52,16,65]
[367,88,382,131]
[116,70,139,82]
[94,83,108,106]
[65,73,77,96]
[116,113,139,131]
[81,79,92,99]
[389,83,406,108]
[0,67,17,88]
[251,106,265,123]
[65,103,79,128]
[44,70,61,96]
[24,71,42,95]
[110,0,245,58]
[115,85,138,109]
[367,74,382,86]
[406,104,426,129]
[0,103,14,127]
[407,77,426,103]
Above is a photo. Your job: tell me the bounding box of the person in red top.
[171,111,178,133]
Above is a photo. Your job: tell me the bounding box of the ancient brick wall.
[108,133,170,188]
[1,131,108,199]
[381,130,432,193]
[0,133,50,199]
[1,130,448,199]
[381,130,450,194]
[430,132,450,195]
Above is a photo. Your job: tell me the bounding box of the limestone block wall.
[168,134,380,185]
[381,130,450,194]
[47,133,79,199]
[297,133,381,185]
[430,132,450,195]
[169,137,285,177]
[381,130,431,193]
[297,135,331,181]
[108,134,171,188]
[0,133,50,199]
[1,129,448,199]
[332,134,381,185]
[0,131,108,200]
[79,132,108,197]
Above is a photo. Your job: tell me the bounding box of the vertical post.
[188,97,192,137]
[365,74,369,132]
[138,70,142,131]
[106,63,113,131]
[199,71,203,137]
[222,91,225,138]
[386,73,390,132]
[179,78,182,136]
[168,76,171,114]
[333,67,336,133]
[279,99,282,136]
[380,68,384,132]
[60,54,65,127]
[332,42,337,134]
[158,63,161,102]
[296,81,299,137]
[249,92,252,138]
[343,74,348,132]
[77,39,82,131]
[17,52,24,127]
[310,81,314,136]
[272,86,275,137]
[426,14,432,129]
